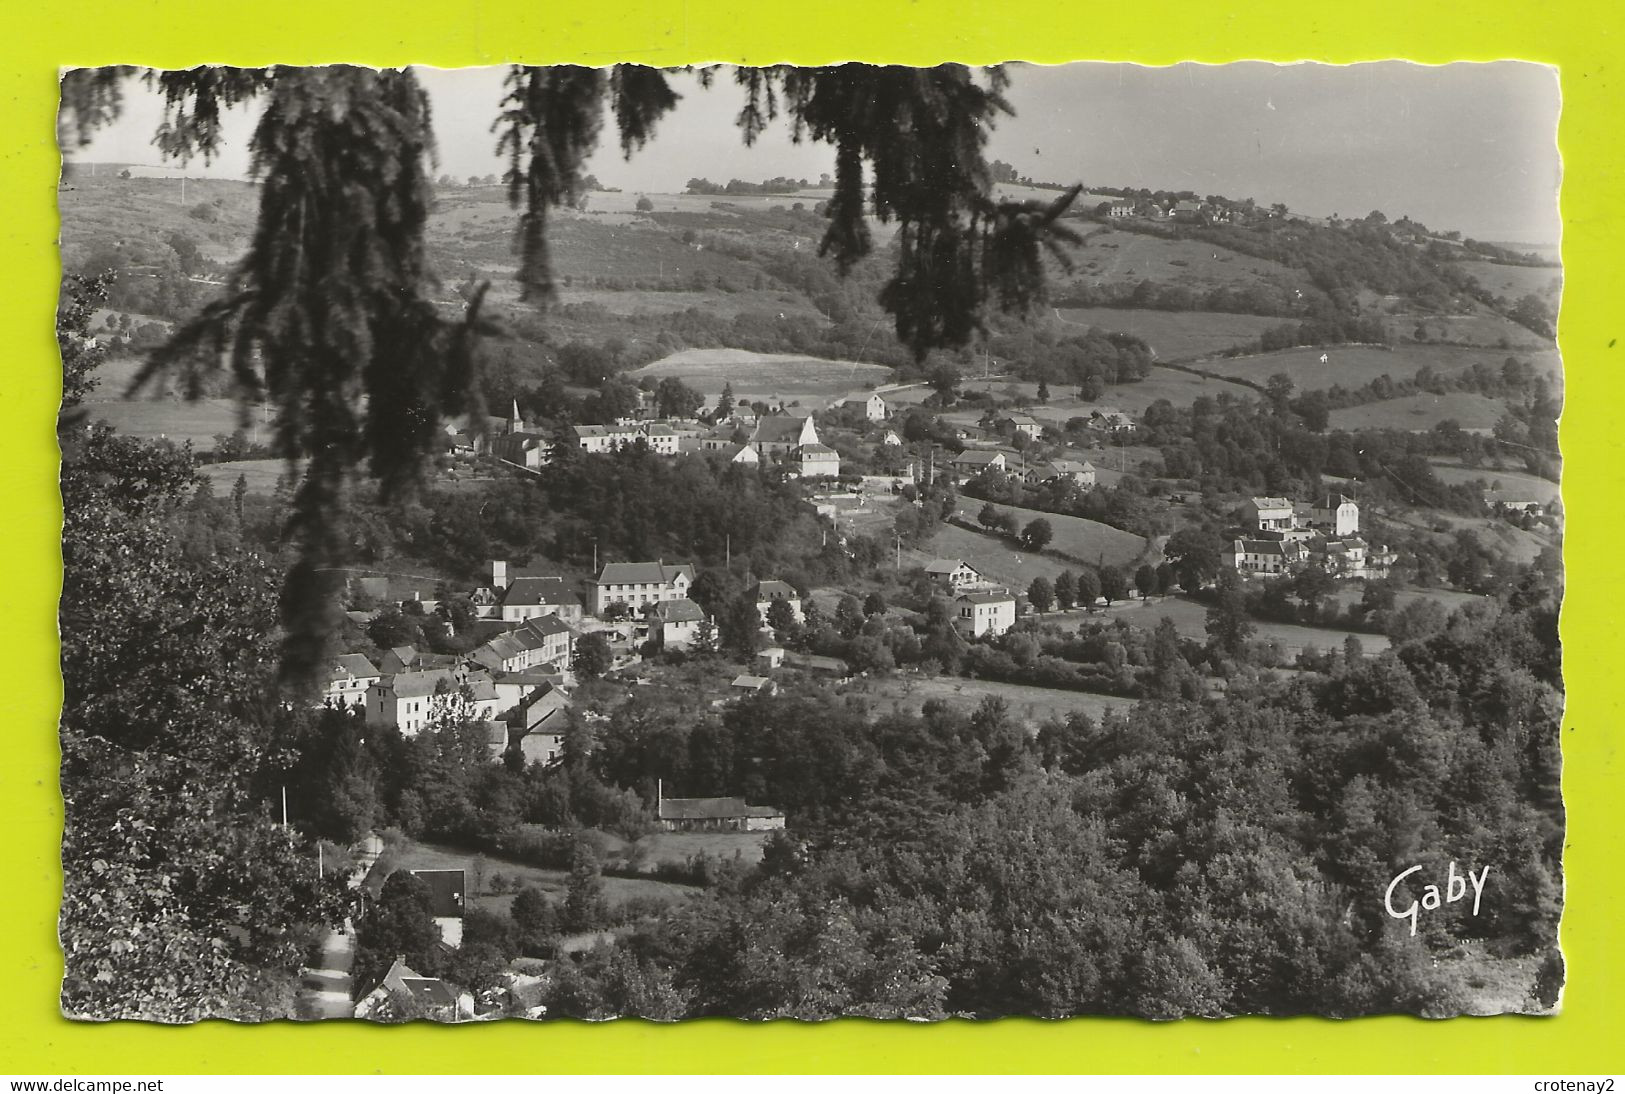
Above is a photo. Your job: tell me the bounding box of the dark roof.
[951,450,1003,466]
[501,575,571,607]
[409,869,467,918]
[399,977,460,1009]
[651,597,706,624]
[596,561,694,586]
[330,653,380,681]
[751,415,813,444]
[957,591,1015,605]
[755,580,798,600]
[658,796,782,821]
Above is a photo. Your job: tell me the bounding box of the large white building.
[366,670,505,735]
[590,560,695,617]
[953,590,1017,638]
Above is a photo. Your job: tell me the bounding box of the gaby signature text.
[1384,862,1490,936]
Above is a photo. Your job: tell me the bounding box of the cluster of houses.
[451,399,857,482]
[325,556,825,762]
[946,447,1098,489]
[1230,494,1398,579]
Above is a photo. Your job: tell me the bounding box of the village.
[306,372,1546,1020]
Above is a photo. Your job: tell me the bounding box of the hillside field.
[928,499,1148,578]
[1063,228,1298,291]
[197,459,287,495]
[1055,307,1286,360]
[629,347,891,405]
[1427,461,1562,505]
[842,674,1131,727]
[1198,344,1560,392]
[1382,310,1552,351]
[1328,392,1508,433]
[1456,260,1562,304]
[1123,594,1393,657]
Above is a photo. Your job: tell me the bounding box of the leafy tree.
[835,594,865,638]
[1073,566,1101,607]
[654,375,704,420]
[573,632,613,678]
[354,871,442,996]
[1098,565,1127,605]
[1135,563,1159,599]
[562,836,608,933]
[1027,576,1054,614]
[367,605,421,649]
[1018,517,1053,552]
[634,195,654,212]
[978,501,1002,529]
[1204,573,1255,661]
[863,591,888,617]
[766,598,799,637]
[1053,570,1077,609]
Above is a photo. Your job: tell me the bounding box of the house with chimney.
[953,590,1017,639]
[322,654,381,709]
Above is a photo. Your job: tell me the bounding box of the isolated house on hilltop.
[864,393,888,420]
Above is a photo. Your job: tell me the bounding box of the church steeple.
[510,398,522,434]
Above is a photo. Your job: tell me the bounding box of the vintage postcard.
[55,60,1562,1022]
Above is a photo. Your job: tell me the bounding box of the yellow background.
[3,0,1619,1075]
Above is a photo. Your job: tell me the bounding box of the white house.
[926,558,984,590]
[953,590,1017,638]
[322,654,381,709]
[366,670,505,735]
[1246,496,1296,533]
[864,393,888,421]
[997,413,1044,440]
[590,560,695,617]
[1031,459,1097,488]
[1308,493,1360,537]
[798,443,841,479]
[648,597,707,650]
[948,450,1006,479]
[755,580,803,627]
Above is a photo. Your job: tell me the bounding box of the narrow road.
[295,832,384,1021]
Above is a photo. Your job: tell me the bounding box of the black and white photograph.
[55,60,1563,1023]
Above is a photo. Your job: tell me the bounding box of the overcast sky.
[72,61,1561,244]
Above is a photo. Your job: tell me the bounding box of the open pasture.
[629,347,892,404]
[1197,343,1549,392]
[1056,307,1286,360]
[1328,392,1508,433]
